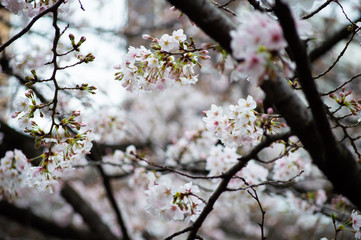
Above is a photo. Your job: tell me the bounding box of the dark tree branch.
[0,121,132,239]
[0,122,120,239]
[313,30,357,79]
[165,227,193,240]
[260,75,322,162]
[273,0,361,207]
[309,15,361,62]
[0,115,118,240]
[0,0,65,52]
[185,133,291,239]
[61,183,118,240]
[165,1,361,237]
[274,0,336,164]
[167,0,236,53]
[247,187,266,240]
[89,142,131,240]
[0,3,131,239]
[261,74,361,209]
[0,200,96,240]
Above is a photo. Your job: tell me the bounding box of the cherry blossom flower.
[203,96,262,149]
[1,0,26,14]
[230,12,286,81]
[172,29,187,42]
[13,96,29,113]
[159,34,178,52]
[206,145,239,176]
[115,29,210,92]
[352,210,361,231]
[351,209,361,239]
[2,0,72,17]
[272,151,312,182]
[0,150,31,201]
[144,173,204,222]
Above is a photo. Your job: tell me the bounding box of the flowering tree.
[2,0,361,239]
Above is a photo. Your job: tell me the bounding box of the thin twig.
[226,171,304,191]
[78,0,85,11]
[302,0,335,20]
[212,0,237,16]
[165,227,193,240]
[321,73,361,96]
[96,165,131,240]
[314,30,357,80]
[335,0,355,25]
[247,187,266,240]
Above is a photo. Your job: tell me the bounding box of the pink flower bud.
[200,55,211,60]
[267,108,274,114]
[25,90,33,98]
[142,34,152,40]
[11,112,20,118]
[72,110,81,116]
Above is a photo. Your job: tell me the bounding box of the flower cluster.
[206,144,269,195]
[165,130,218,165]
[203,95,262,149]
[230,12,286,81]
[114,29,210,92]
[86,108,127,144]
[32,130,93,190]
[11,90,94,193]
[206,145,239,176]
[233,160,269,187]
[144,173,205,222]
[272,151,312,181]
[102,145,139,175]
[1,0,71,17]
[329,88,361,116]
[0,150,31,201]
[352,210,361,239]
[322,209,361,240]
